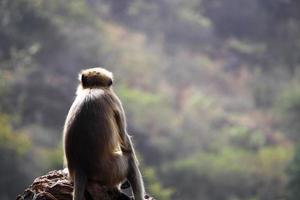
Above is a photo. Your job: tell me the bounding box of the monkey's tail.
[73,169,87,200]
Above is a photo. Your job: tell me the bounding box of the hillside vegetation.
[1,0,300,200]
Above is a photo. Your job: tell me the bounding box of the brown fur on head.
[79,67,113,88]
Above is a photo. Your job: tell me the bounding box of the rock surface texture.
[16,169,155,200]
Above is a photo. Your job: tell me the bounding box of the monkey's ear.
[81,74,88,86]
[108,79,113,86]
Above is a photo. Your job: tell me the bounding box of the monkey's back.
[64,89,128,186]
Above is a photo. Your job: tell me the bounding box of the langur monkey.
[63,67,145,200]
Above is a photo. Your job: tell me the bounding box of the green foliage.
[0,115,31,154]
[143,167,173,200]
[40,146,64,170]
[253,80,277,108]
[251,68,291,109]
[0,0,299,200]
[117,85,173,134]
[0,114,32,199]
[223,125,266,151]
[163,146,292,200]
[228,39,266,56]
[287,143,300,200]
[275,84,300,141]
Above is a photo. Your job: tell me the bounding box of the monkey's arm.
[112,95,145,199]
[113,97,132,152]
[126,135,145,200]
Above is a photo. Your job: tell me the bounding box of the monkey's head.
[79,67,113,89]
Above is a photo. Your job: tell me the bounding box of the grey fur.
[63,68,145,200]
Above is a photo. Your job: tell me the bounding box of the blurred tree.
[0,0,298,200]
[0,114,31,200]
[287,143,300,200]
[201,0,268,39]
[163,146,291,200]
[201,0,300,74]
[276,85,300,141]
[143,167,173,200]
[96,0,213,51]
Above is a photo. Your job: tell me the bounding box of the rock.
[16,169,155,200]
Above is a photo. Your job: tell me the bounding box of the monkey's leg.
[127,156,145,200]
[73,169,87,200]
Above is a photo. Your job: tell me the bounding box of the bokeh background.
[1,0,300,199]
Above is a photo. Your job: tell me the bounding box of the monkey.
[63,67,145,200]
